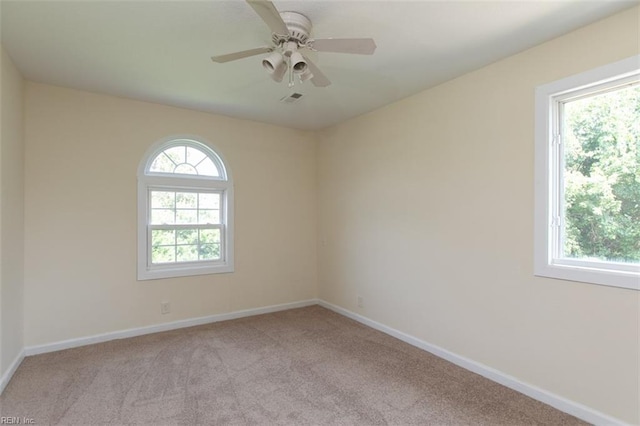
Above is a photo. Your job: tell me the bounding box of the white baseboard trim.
[25,299,318,356]
[0,349,25,394]
[317,300,627,426]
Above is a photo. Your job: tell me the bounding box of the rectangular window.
[535,55,640,290]
[148,189,224,265]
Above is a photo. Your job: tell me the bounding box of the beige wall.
[0,46,25,377]
[23,83,317,346]
[317,7,639,424]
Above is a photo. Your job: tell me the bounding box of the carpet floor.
[0,305,587,425]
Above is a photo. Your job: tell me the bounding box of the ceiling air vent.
[280,93,304,104]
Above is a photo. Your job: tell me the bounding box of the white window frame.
[137,136,234,280]
[534,55,640,291]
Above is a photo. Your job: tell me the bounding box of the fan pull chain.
[288,58,295,88]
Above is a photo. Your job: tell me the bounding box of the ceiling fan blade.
[308,38,376,55]
[211,47,273,63]
[303,55,331,87]
[246,0,289,35]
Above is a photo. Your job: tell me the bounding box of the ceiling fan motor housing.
[272,11,312,45]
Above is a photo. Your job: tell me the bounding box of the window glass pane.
[199,209,220,224]
[186,147,207,166]
[152,245,175,264]
[176,192,197,208]
[196,158,220,177]
[151,209,175,225]
[177,229,198,245]
[152,229,175,246]
[151,191,175,209]
[174,163,198,175]
[149,153,176,173]
[148,145,222,177]
[151,228,176,264]
[176,209,198,224]
[199,244,221,260]
[199,193,220,209]
[164,146,186,165]
[562,84,640,263]
[177,245,199,262]
[200,229,221,244]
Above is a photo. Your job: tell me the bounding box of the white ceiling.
[1,0,636,130]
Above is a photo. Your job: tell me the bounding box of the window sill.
[535,261,639,290]
[138,263,234,281]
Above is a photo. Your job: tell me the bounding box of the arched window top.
[138,136,234,280]
[144,139,227,180]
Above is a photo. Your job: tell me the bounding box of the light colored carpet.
[0,305,587,425]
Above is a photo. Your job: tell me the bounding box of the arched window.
[137,137,234,280]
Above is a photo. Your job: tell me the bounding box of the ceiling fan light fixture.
[262,51,284,73]
[290,51,307,74]
[270,61,288,82]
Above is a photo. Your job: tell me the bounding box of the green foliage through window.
[563,84,640,263]
[151,228,221,264]
[149,189,223,264]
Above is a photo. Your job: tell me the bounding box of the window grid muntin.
[146,140,227,180]
[148,223,224,266]
[153,145,218,176]
[149,189,222,226]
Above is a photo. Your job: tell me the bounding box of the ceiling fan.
[211,0,376,88]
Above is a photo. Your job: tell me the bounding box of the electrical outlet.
[160,302,170,315]
[357,295,363,308]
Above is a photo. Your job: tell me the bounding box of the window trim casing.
[534,55,640,291]
[137,136,234,280]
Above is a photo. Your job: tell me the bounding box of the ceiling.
[1,0,636,130]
